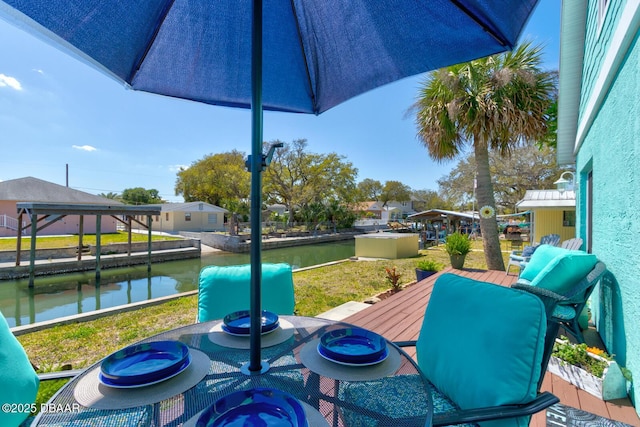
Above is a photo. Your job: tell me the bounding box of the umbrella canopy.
[0,0,540,373]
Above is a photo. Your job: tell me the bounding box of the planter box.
[548,352,627,401]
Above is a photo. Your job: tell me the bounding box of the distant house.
[515,189,576,244]
[0,176,120,237]
[354,201,403,221]
[132,202,228,233]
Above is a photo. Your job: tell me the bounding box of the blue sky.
[0,1,560,203]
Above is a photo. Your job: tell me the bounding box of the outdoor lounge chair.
[0,310,39,427]
[506,233,561,275]
[560,237,583,250]
[340,273,559,427]
[197,263,295,322]
[512,245,605,343]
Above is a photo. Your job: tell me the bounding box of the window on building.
[165,213,169,221]
[185,213,191,222]
[208,214,217,224]
[563,210,576,227]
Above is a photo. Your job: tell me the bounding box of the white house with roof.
[132,202,228,233]
[515,189,576,244]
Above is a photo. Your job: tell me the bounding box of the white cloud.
[0,74,22,91]
[72,145,98,152]
[169,164,189,172]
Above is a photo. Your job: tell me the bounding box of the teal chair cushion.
[417,274,546,427]
[529,252,598,295]
[0,311,39,427]
[198,263,295,322]
[519,244,568,282]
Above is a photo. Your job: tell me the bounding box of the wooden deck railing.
[343,267,639,427]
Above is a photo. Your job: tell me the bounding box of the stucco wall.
[575,28,639,407]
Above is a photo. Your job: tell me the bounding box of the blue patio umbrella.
[0,0,540,373]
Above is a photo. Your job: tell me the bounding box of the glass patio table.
[32,316,433,427]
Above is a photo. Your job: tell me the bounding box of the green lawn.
[0,231,182,251]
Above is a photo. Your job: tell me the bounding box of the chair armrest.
[37,370,83,381]
[511,283,567,302]
[394,340,417,348]
[433,392,559,426]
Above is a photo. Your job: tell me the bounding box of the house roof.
[0,176,121,204]
[407,209,478,221]
[516,190,576,209]
[159,201,227,213]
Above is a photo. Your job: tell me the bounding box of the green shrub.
[444,232,471,256]
[416,259,443,271]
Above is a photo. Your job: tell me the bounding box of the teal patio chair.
[341,274,559,427]
[1,310,39,427]
[197,263,295,322]
[512,245,604,343]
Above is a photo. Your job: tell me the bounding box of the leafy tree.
[357,179,383,201]
[120,187,163,205]
[174,151,250,234]
[263,139,358,225]
[411,189,451,212]
[438,145,561,212]
[414,42,556,270]
[379,181,411,207]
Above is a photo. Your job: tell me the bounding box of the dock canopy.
[16,202,161,286]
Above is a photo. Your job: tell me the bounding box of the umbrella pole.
[248,0,265,374]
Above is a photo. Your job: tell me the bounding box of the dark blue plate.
[196,388,307,427]
[223,310,279,335]
[319,328,387,364]
[98,355,191,388]
[100,340,189,386]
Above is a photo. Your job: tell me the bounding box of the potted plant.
[444,232,471,269]
[415,259,442,282]
[548,337,630,401]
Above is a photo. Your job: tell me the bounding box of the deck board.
[343,267,640,426]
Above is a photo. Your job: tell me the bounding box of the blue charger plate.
[222,310,279,335]
[100,340,189,386]
[196,388,308,427]
[99,355,191,388]
[318,328,387,364]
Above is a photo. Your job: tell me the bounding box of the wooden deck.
[343,267,640,427]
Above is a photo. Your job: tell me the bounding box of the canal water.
[1,241,355,328]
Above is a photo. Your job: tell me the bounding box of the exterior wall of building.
[0,201,117,236]
[137,210,226,233]
[575,2,639,410]
[531,209,576,244]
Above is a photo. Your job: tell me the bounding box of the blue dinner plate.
[222,310,279,335]
[318,328,387,364]
[98,355,191,388]
[100,340,190,386]
[196,388,308,427]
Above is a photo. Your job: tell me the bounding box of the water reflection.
[1,241,354,327]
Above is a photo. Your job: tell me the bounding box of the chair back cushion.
[417,274,546,427]
[0,311,39,427]
[520,245,598,295]
[528,252,598,295]
[198,263,295,322]
[519,244,567,281]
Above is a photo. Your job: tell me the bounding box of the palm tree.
[414,42,555,270]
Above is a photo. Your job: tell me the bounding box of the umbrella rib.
[449,0,512,48]
[288,0,318,114]
[127,0,177,83]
